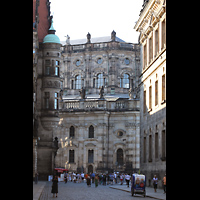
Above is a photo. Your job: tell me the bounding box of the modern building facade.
[134,0,166,188]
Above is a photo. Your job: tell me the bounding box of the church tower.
[36,18,62,180]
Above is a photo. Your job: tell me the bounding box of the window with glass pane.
[89,125,94,138]
[70,126,75,138]
[69,150,74,163]
[55,67,59,76]
[88,150,94,163]
[54,92,58,109]
[97,73,103,88]
[123,73,130,88]
[75,75,81,89]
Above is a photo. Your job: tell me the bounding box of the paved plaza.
[35,181,166,200]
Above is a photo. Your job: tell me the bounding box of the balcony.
[59,98,139,112]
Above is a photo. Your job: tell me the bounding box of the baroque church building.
[33,0,141,179]
[56,31,141,174]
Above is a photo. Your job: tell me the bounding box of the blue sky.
[50,0,143,43]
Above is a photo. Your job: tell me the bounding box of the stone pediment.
[85,143,96,147]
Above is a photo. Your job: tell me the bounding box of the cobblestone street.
[40,181,154,200]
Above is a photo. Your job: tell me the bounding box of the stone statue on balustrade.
[79,87,86,99]
[99,86,104,99]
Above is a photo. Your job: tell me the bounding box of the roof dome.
[43,34,60,44]
[43,18,60,44]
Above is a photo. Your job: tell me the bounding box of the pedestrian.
[114,173,117,184]
[87,175,91,187]
[120,173,123,185]
[126,173,131,187]
[106,173,110,185]
[35,171,39,184]
[64,172,68,183]
[91,172,95,183]
[95,174,99,187]
[162,174,166,193]
[109,173,114,185]
[153,175,158,192]
[103,174,106,185]
[51,175,58,198]
[81,172,85,182]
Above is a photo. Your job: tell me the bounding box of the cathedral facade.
[54,31,141,174]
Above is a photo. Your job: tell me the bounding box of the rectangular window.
[55,67,59,76]
[56,60,60,66]
[155,80,158,106]
[149,135,152,162]
[162,74,166,101]
[143,90,146,113]
[162,19,166,49]
[155,132,158,159]
[149,36,153,64]
[149,86,152,110]
[88,150,94,163]
[93,78,95,88]
[45,66,50,75]
[155,27,159,56]
[54,92,58,109]
[69,150,74,163]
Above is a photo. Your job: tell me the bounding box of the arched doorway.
[88,165,93,173]
[117,148,123,166]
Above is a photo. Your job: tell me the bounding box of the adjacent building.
[134,0,166,188]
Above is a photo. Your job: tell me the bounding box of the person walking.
[95,174,99,187]
[103,174,106,186]
[81,172,85,183]
[87,175,91,187]
[153,175,158,192]
[109,173,114,185]
[163,174,166,193]
[51,175,58,198]
[126,174,131,187]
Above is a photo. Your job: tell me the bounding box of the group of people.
[50,172,166,198]
[62,172,132,187]
[153,174,166,194]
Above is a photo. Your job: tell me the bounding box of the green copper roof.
[43,34,61,44]
[43,18,61,44]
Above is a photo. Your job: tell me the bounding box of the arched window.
[97,73,104,88]
[89,125,94,138]
[117,148,123,165]
[75,75,81,89]
[70,126,75,138]
[123,73,130,88]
